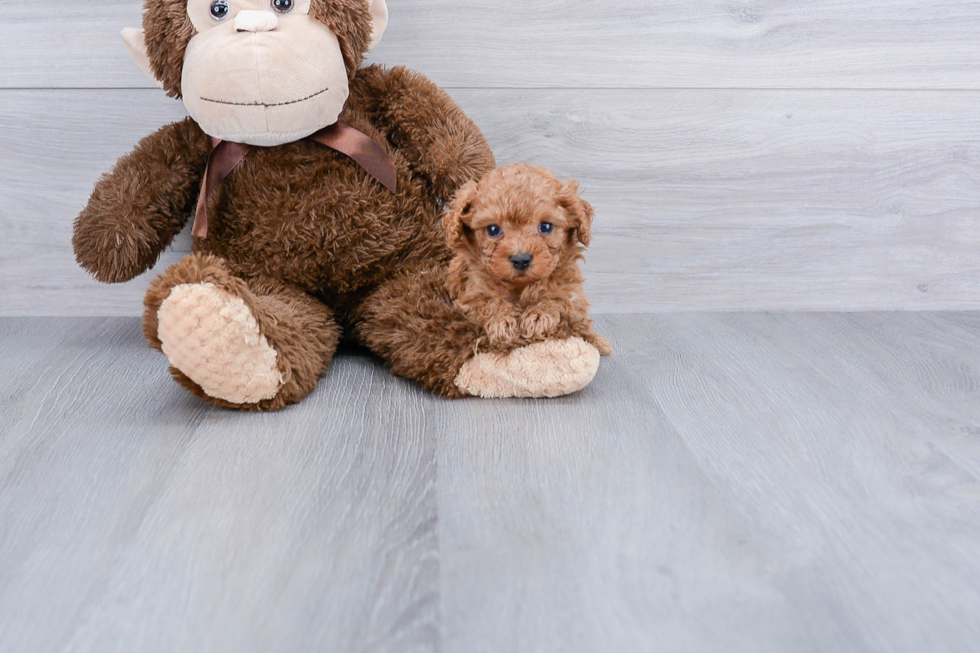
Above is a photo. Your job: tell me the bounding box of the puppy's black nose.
[510,253,533,271]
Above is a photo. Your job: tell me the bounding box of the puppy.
[443,164,613,355]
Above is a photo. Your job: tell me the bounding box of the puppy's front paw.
[486,314,519,344]
[521,308,561,340]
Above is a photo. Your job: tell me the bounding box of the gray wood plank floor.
[2,313,979,652]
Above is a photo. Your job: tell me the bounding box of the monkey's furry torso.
[195,68,451,318]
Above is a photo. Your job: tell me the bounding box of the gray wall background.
[2,0,979,316]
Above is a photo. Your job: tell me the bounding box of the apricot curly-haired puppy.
[443,164,613,355]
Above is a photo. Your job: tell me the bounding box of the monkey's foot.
[454,337,601,399]
[157,283,283,405]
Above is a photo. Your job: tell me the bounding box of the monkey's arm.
[73,118,211,283]
[353,65,496,203]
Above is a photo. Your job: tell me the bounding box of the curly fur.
[443,164,612,356]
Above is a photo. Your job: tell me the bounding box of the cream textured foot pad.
[157,283,282,404]
[455,337,601,399]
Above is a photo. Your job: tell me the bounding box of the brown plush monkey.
[73,0,604,410]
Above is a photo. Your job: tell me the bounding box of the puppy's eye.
[272,0,293,13]
[210,0,230,20]
[539,222,555,235]
[486,225,502,237]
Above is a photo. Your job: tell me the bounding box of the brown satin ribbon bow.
[193,122,398,238]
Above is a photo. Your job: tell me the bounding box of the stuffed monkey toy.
[73,0,603,410]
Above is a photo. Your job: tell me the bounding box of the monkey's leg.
[143,253,340,411]
[352,264,601,399]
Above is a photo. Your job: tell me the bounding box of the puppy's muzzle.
[510,253,533,271]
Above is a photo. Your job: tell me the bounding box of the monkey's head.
[123,0,388,146]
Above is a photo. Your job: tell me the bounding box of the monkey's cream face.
[182,0,351,146]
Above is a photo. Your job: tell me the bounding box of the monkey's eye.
[210,0,230,20]
[539,222,555,235]
[486,225,502,238]
[272,0,293,13]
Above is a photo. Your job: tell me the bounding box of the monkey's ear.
[559,179,594,246]
[443,181,478,249]
[122,28,163,89]
[367,0,389,51]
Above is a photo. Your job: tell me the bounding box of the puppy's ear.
[444,181,479,249]
[559,179,594,246]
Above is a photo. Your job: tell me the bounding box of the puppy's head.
[443,164,594,287]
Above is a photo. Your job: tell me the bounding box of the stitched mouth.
[200,87,330,108]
